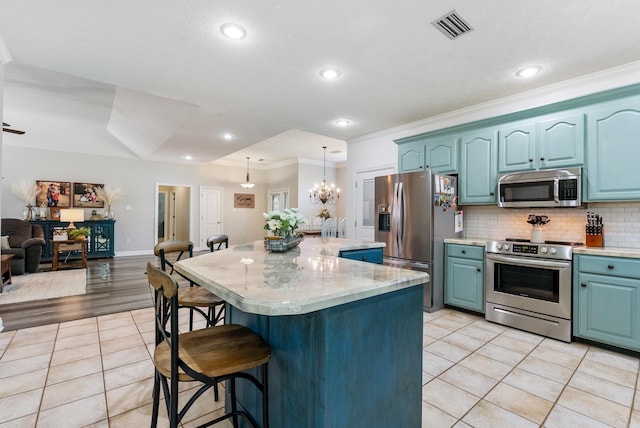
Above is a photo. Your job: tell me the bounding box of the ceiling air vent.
[432,10,474,40]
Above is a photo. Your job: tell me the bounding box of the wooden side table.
[1,254,14,292]
[52,240,88,271]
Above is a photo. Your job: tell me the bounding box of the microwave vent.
[432,10,474,40]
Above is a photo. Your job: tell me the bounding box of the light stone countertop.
[573,246,640,259]
[175,238,428,316]
[444,238,489,247]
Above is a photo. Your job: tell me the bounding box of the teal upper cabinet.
[498,113,584,173]
[586,97,640,201]
[498,121,536,172]
[397,135,458,173]
[459,128,497,204]
[537,112,585,169]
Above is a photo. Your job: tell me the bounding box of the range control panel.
[485,240,574,261]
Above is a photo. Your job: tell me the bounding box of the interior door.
[355,167,395,241]
[200,186,223,250]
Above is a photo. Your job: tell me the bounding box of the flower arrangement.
[11,180,40,204]
[95,185,125,219]
[526,214,550,226]
[318,208,332,220]
[263,208,306,238]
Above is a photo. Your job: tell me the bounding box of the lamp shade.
[60,209,84,228]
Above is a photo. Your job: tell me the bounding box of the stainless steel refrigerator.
[375,170,462,312]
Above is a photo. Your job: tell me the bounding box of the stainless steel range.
[485,239,582,342]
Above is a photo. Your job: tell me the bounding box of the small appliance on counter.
[586,212,604,247]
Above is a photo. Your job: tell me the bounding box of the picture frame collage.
[35,181,105,220]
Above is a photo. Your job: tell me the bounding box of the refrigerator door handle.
[393,182,405,257]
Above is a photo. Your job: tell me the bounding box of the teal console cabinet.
[459,128,497,204]
[339,247,383,264]
[397,134,458,174]
[586,97,640,201]
[445,244,485,313]
[574,254,640,351]
[31,220,115,261]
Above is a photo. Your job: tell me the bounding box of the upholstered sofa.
[1,218,46,275]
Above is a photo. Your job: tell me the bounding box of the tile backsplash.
[463,202,640,248]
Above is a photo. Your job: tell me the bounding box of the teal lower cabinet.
[338,248,383,264]
[445,244,485,313]
[573,255,640,351]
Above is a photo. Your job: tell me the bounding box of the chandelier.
[240,157,255,189]
[309,146,340,205]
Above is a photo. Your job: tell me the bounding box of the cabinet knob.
[461,250,466,254]
[490,192,495,196]
[529,158,533,162]
[476,268,481,272]
[425,165,429,168]
[540,157,545,161]
[607,265,614,270]
[362,256,368,261]
[581,282,587,287]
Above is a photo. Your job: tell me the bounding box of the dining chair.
[207,234,229,252]
[148,262,271,428]
[321,218,337,238]
[153,240,225,330]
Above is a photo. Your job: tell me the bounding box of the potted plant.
[68,227,91,241]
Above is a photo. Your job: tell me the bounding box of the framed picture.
[36,181,71,207]
[50,207,61,220]
[72,183,104,208]
[234,193,255,208]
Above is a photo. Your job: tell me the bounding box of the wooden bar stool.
[153,240,225,330]
[207,234,229,252]
[148,262,271,428]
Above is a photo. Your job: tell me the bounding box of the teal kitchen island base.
[174,239,428,428]
[228,284,423,428]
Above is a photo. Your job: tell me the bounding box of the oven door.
[485,253,572,319]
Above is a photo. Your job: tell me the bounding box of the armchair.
[1,218,46,275]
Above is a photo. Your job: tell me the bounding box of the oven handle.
[486,253,571,270]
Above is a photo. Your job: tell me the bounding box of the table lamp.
[60,208,84,229]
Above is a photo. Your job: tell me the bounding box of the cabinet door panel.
[426,137,458,173]
[537,113,584,169]
[587,100,640,200]
[459,129,497,204]
[445,257,484,312]
[398,144,425,173]
[576,273,640,350]
[498,123,536,172]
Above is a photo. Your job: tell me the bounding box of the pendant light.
[241,157,255,189]
[309,146,340,205]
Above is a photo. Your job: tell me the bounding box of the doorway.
[155,184,191,244]
[354,166,395,240]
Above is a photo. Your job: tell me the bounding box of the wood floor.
[0,254,158,331]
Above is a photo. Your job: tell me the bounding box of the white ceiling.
[2,1,640,167]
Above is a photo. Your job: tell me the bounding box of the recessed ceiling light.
[320,68,341,80]
[516,66,542,78]
[220,23,247,40]
[222,133,234,140]
[335,119,351,127]
[185,155,192,160]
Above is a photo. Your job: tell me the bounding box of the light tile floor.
[1,307,639,427]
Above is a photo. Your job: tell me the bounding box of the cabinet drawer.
[576,255,640,279]
[446,244,484,260]
[339,248,383,264]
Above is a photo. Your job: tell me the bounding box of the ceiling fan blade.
[2,122,26,134]
[3,127,26,135]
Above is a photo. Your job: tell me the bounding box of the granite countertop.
[175,238,428,316]
[444,238,489,247]
[573,246,640,259]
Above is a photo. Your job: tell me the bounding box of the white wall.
[1,145,269,254]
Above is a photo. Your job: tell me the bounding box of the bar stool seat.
[207,234,229,252]
[154,240,225,329]
[148,262,271,428]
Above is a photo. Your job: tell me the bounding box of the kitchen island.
[175,238,428,428]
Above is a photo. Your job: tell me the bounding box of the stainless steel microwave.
[497,167,582,208]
